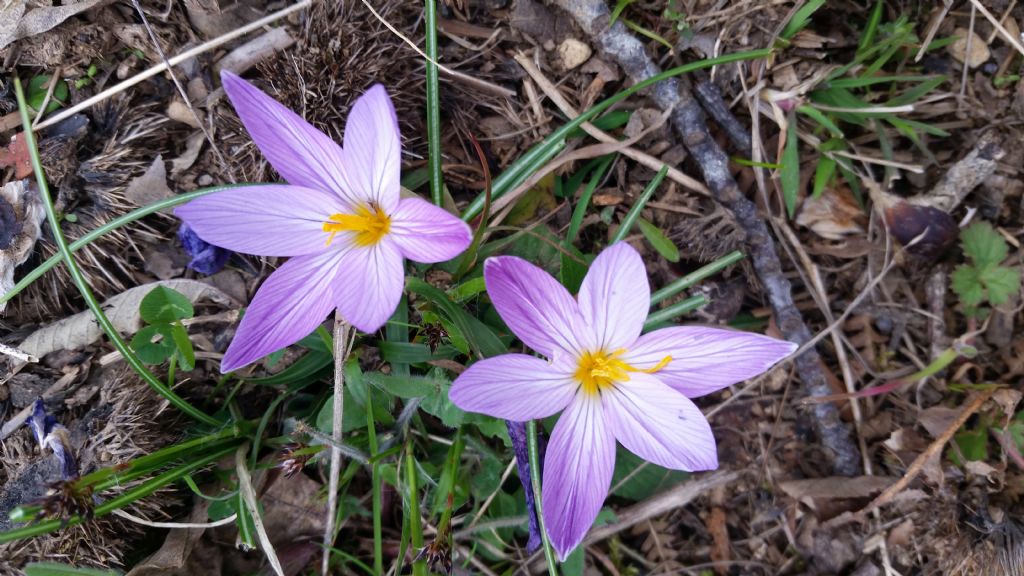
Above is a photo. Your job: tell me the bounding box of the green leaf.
[364,372,446,399]
[131,324,175,364]
[811,155,836,198]
[961,221,1008,269]
[954,425,989,462]
[138,285,194,324]
[420,380,465,428]
[951,265,985,307]
[610,448,688,501]
[170,322,195,371]
[981,266,1021,306]
[779,0,826,41]
[26,76,69,114]
[559,243,590,294]
[637,217,680,262]
[407,278,506,359]
[780,110,801,218]
[25,564,120,576]
[378,341,457,364]
[796,104,843,138]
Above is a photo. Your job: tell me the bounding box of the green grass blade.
[780,110,801,218]
[611,166,668,243]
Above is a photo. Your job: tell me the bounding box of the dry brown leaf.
[171,132,205,175]
[17,279,235,365]
[778,476,894,500]
[796,186,865,239]
[0,180,45,314]
[0,0,110,51]
[126,499,211,576]
[124,155,174,213]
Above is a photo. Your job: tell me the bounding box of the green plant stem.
[0,185,239,305]
[649,251,745,306]
[0,443,238,543]
[527,420,559,576]
[366,391,383,575]
[643,294,708,329]
[13,78,220,428]
[460,48,772,221]
[611,165,667,243]
[425,0,443,207]
[406,441,426,576]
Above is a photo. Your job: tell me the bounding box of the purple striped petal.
[603,373,718,471]
[390,197,472,263]
[221,71,358,207]
[449,354,576,420]
[174,185,344,257]
[622,327,797,398]
[339,85,401,213]
[333,239,404,333]
[484,256,584,361]
[578,242,649,351]
[221,251,345,372]
[542,393,615,561]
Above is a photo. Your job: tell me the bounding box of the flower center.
[574,349,672,396]
[323,203,391,247]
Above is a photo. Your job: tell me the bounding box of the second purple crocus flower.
[450,242,797,559]
[176,72,472,372]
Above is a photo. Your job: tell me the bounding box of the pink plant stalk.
[450,242,797,559]
[176,72,471,372]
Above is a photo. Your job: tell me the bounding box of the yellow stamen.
[574,349,672,396]
[322,203,391,247]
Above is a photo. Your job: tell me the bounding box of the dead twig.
[552,0,861,474]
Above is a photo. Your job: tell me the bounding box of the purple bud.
[178,223,231,275]
[506,420,545,553]
[27,399,78,479]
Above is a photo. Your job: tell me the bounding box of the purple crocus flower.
[449,243,797,559]
[175,72,472,372]
[178,223,231,275]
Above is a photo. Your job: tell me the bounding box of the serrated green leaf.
[961,221,1008,269]
[138,285,194,324]
[951,265,985,307]
[981,266,1021,306]
[637,217,680,262]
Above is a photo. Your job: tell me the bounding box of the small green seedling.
[130,286,196,371]
[26,75,69,114]
[950,221,1021,319]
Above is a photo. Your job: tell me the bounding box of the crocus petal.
[389,197,472,263]
[622,327,797,398]
[449,354,576,420]
[542,393,615,560]
[577,242,650,351]
[603,372,718,471]
[333,238,404,333]
[339,84,401,213]
[175,185,345,257]
[221,71,358,207]
[222,250,344,372]
[484,256,584,360]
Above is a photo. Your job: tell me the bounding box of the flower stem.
[322,313,352,576]
[365,390,383,575]
[406,441,427,576]
[527,420,560,576]
[649,250,745,306]
[13,77,220,428]
[425,0,443,207]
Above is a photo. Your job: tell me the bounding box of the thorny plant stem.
[406,441,427,576]
[366,391,384,575]
[460,48,772,221]
[527,420,560,576]
[14,78,220,428]
[649,251,745,306]
[322,314,352,576]
[425,0,443,207]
